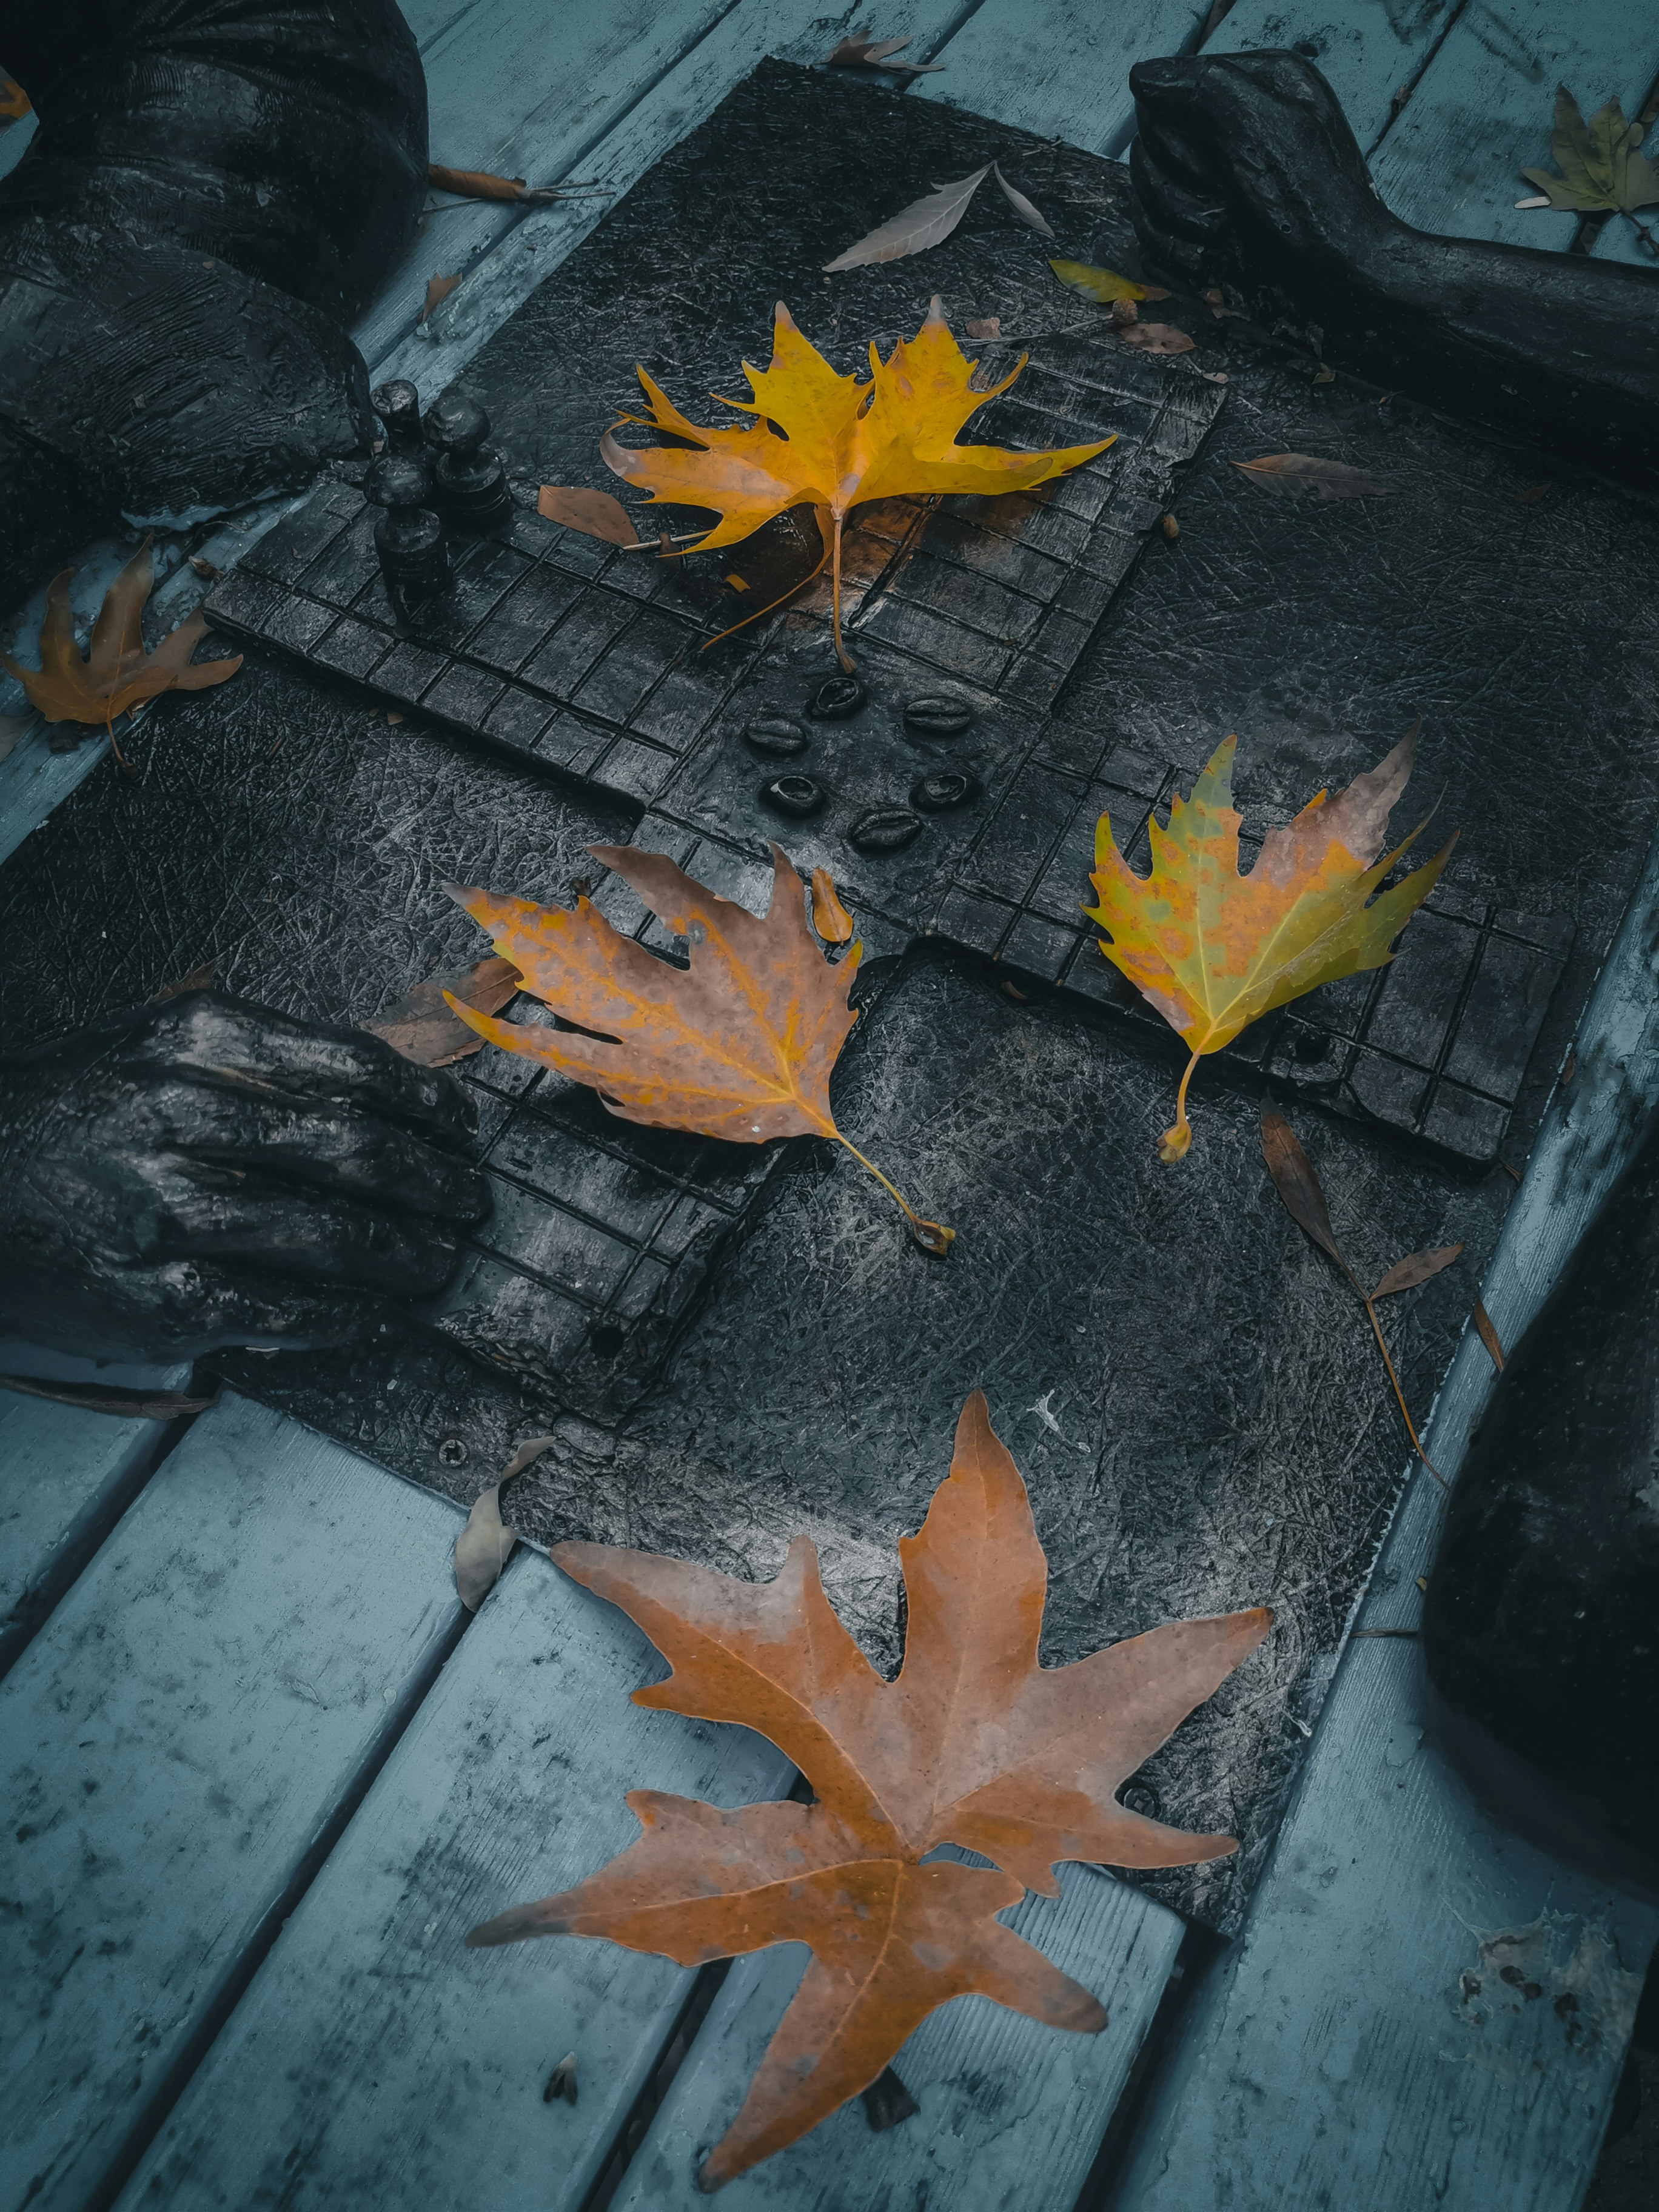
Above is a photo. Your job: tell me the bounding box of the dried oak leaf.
[1087,726,1453,1159]
[444,842,951,1251]
[468,1390,1272,2187]
[2,545,240,732]
[600,298,1110,667]
[1520,87,1659,215]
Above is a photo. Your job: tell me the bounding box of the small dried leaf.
[362,954,521,1067]
[965,316,1002,340]
[1161,515,1179,540]
[992,164,1054,238]
[1048,258,1168,304]
[1473,1299,1506,1371]
[1372,1243,1464,1298]
[1232,454,1391,499]
[0,76,30,126]
[809,866,855,944]
[2,546,241,729]
[1260,1112,1353,1281]
[537,484,641,545]
[824,167,988,270]
[543,2053,578,2105]
[423,272,462,321]
[823,35,943,75]
[429,163,526,202]
[0,1375,216,1419]
[1118,321,1195,355]
[453,1435,556,1610]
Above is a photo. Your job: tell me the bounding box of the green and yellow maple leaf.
[1521,85,1659,215]
[1085,726,1455,1162]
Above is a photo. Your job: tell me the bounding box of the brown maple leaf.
[468,1391,1272,2185]
[444,841,951,1251]
[4,545,241,744]
[600,298,1112,668]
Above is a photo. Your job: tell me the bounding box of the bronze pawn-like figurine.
[370,376,426,456]
[423,389,513,531]
[367,452,452,622]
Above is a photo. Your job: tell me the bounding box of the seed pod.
[848,809,923,854]
[742,715,809,757]
[902,695,973,737]
[1111,297,1138,326]
[808,674,867,721]
[910,769,982,813]
[759,773,825,819]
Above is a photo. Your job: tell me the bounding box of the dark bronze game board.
[8,59,1654,1934]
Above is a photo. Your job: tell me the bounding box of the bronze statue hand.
[1128,50,1659,492]
[0,991,489,1362]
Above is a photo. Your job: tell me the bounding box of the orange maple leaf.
[468,1390,1272,2186]
[1085,725,1455,1161]
[445,842,951,1250]
[600,297,1113,668]
[3,544,241,744]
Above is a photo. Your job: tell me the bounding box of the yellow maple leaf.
[600,297,1113,667]
[1085,725,1455,1161]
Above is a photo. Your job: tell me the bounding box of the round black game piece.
[848,809,922,854]
[743,716,809,758]
[759,774,825,819]
[423,389,513,531]
[807,674,867,720]
[366,453,451,615]
[903,695,973,737]
[370,378,424,454]
[911,769,982,813]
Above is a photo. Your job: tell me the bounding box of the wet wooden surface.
[1,4,1654,2208]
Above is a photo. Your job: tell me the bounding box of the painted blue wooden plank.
[1109,822,1659,2212]
[1,1395,163,1671]
[0,1344,196,1673]
[1205,0,1464,153]
[1368,1,1659,250]
[914,0,1210,159]
[115,1544,792,2212]
[607,1859,1184,2211]
[0,1394,464,2212]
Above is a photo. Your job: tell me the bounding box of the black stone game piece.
[423,389,514,531]
[366,453,452,618]
[370,377,426,455]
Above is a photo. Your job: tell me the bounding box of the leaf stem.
[1362,1293,1446,1486]
[697,529,831,655]
[832,1130,953,1254]
[1158,1049,1201,1162]
[830,511,855,672]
